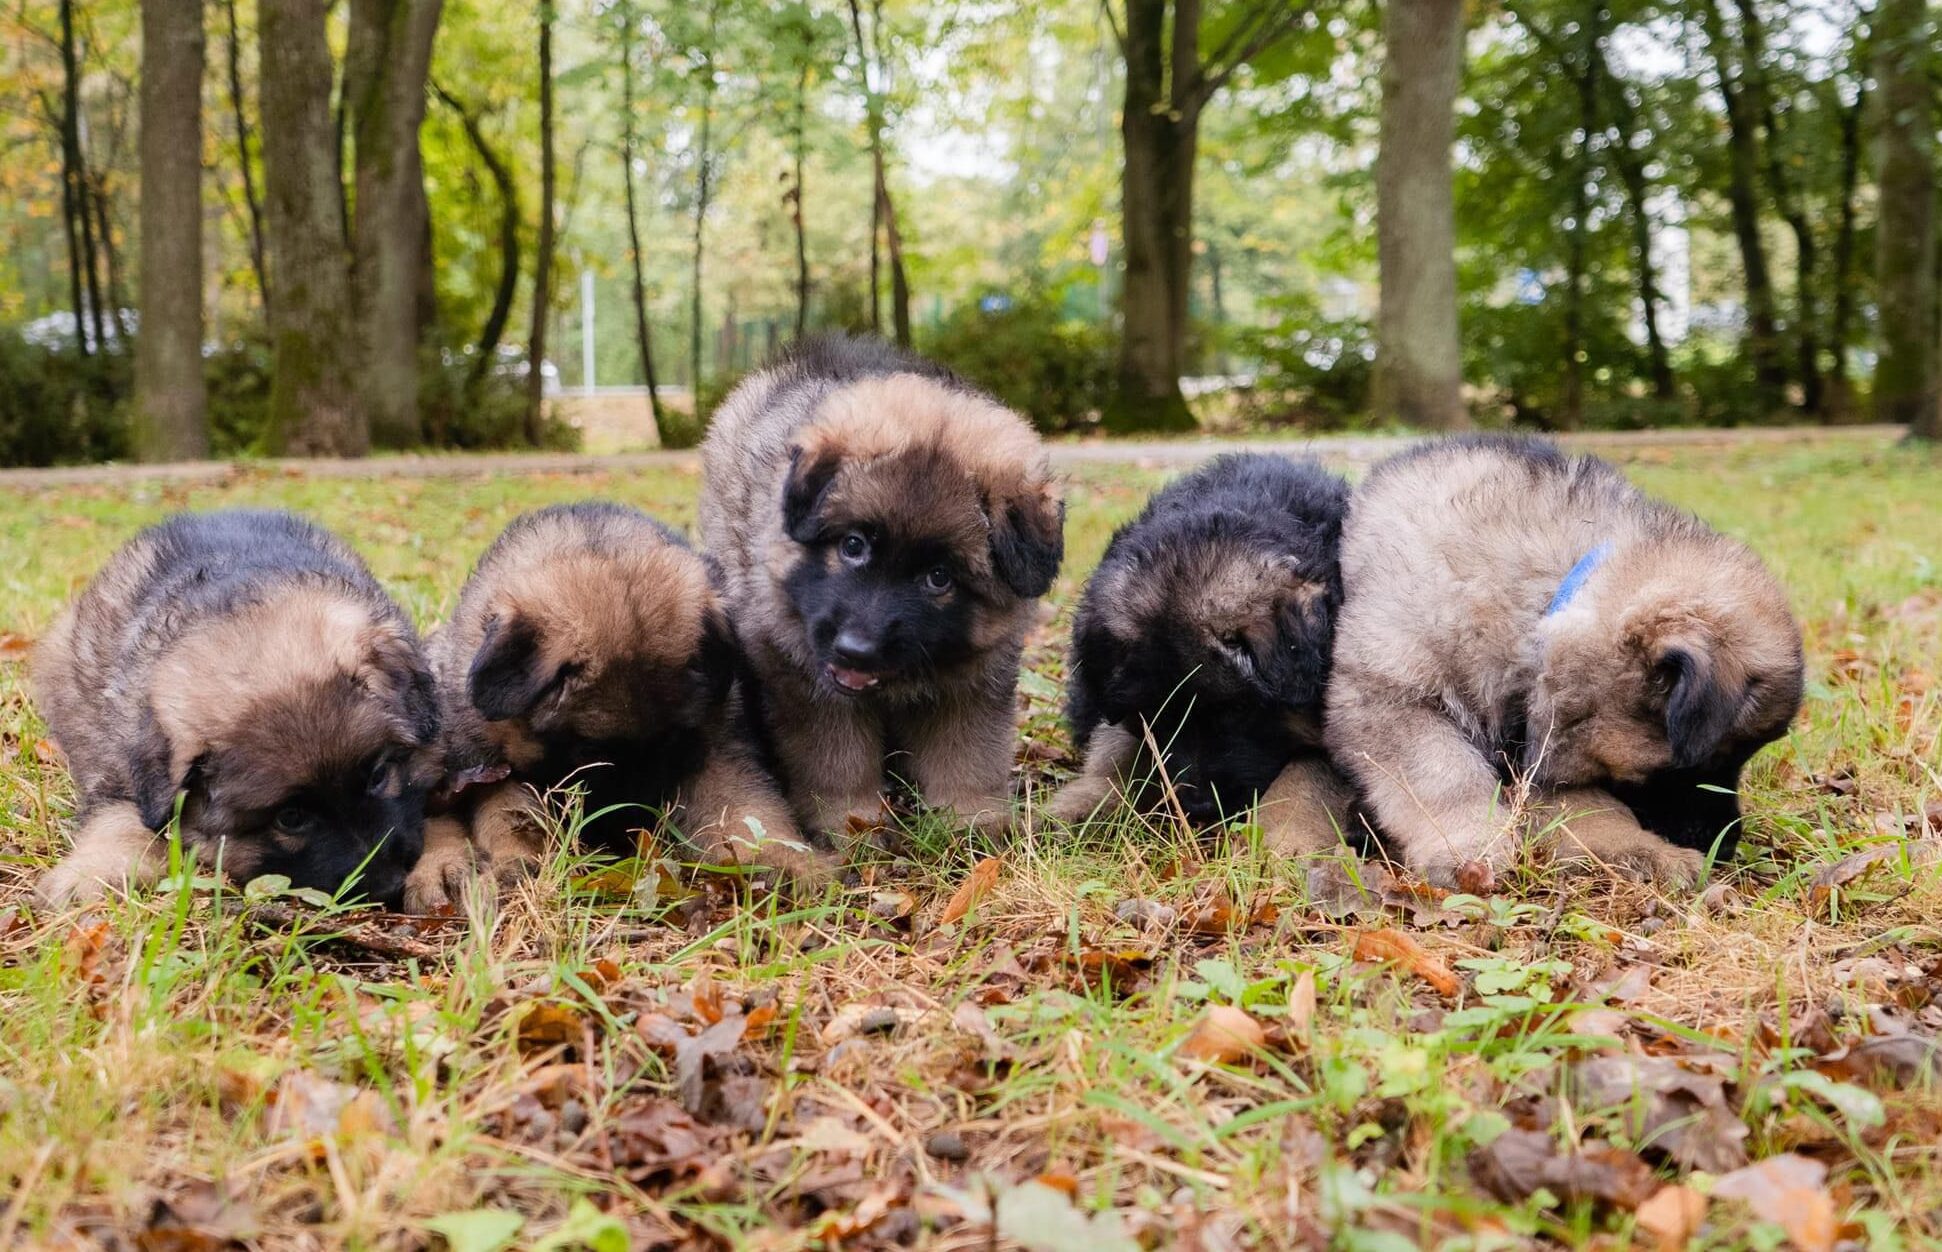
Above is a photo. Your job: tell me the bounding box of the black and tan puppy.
[403,502,826,912]
[698,335,1064,839]
[32,510,439,907]
[1049,453,1360,853]
[1325,435,1804,888]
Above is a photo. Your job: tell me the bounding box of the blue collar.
[1544,543,1612,617]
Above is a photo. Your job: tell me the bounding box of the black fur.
[1067,454,1350,823]
[1610,758,1750,860]
[781,520,983,689]
[990,497,1066,599]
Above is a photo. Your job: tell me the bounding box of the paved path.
[0,424,1905,490]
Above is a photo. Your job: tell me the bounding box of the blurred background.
[0,0,1929,463]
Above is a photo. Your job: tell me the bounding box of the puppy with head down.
[1051,454,1360,853]
[699,335,1064,840]
[33,510,439,907]
[1325,435,1804,887]
[403,502,825,912]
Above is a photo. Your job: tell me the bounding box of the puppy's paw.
[35,858,107,909]
[1551,832,1706,889]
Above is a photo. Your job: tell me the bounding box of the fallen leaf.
[1178,1004,1266,1064]
[1634,1185,1707,1252]
[1572,1055,1749,1172]
[1033,1171,1080,1197]
[1113,898,1177,931]
[139,1180,261,1251]
[514,1001,586,1057]
[1810,841,1942,904]
[951,1001,1016,1062]
[265,1072,395,1145]
[1595,964,1655,1004]
[939,857,1002,925]
[1352,929,1461,997]
[868,888,917,922]
[821,1002,926,1045]
[605,1097,721,1183]
[1816,1034,1941,1088]
[0,633,30,662]
[993,1180,1140,1252]
[674,1014,747,1114]
[1714,1154,1836,1252]
[797,1115,875,1156]
[1286,968,1317,1050]
[1069,947,1154,995]
[1469,1129,1657,1209]
[422,1209,526,1252]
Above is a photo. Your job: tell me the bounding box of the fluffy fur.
[33,510,439,907]
[698,335,1064,838]
[403,502,825,912]
[1051,454,1358,849]
[1324,435,1804,886]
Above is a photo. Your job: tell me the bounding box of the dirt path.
[0,424,1904,489]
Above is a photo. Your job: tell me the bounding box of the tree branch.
[1194,0,1308,105]
[1098,0,1127,58]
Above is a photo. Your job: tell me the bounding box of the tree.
[526,0,557,445]
[345,0,444,447]
[848,0,910,345]
[1872,0,1935,434]
[1102,0,1310,432]
[259,0,365,455]
[614,0,666,442]
[1374,0,1465,430]
[221,0,269,308]
[134,0,210,461]
[57,0,106,354]
[432,82,520,400]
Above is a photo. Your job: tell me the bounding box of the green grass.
[0,432,1938,1250]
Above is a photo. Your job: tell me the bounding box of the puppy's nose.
[832,629,884,672]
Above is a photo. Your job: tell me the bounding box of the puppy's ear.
[357,622,440,746]
[782,439,841,542]
[988,477,1065,599]
[691,606,738,704]
[468,613,553,722]
[132,703,195,831]
[1660,644,1737,768]
[1071,618,1131,728]
[1271,582,1336,709]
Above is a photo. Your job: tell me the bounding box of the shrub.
[921,293,1113,434]
[1229,294,1374,430]
[0,331,129,466]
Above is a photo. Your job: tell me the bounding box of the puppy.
[1324,435,1804,887]
[1050,453,1359,854]
[32,510,438,907]
[404,502,826,912]
[698,335,1064,839]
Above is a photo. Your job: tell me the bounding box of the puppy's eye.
[839,532,870,565]
[922,566,953,595]
[273,806,317,837]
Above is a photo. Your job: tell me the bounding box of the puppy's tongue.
[827,664,880,692]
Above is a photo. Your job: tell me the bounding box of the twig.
[236,901,450,962]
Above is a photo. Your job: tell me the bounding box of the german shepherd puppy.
[32,511,439,907]
[404,502,826,912]
[1050,454,1359,852]
[1325,435,1804,887]
[698,336,1064,839]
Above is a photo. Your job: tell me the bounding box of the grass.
[0,431,1938,1250]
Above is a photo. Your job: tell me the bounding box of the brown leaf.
[138,1180,260,1251]
[675,1015,748,1114]
[1033,1171,1080,1197]
[1595,964,1655,1005]
[1816,1034,1941,1088]
[264,1072,395,1146]
[1809,841,1942,905]
[1571,1055,1749,1172]
[691,971,725,1025]
[1352,928,1461,997]
[0,632,31,662]
[1469,1129,1657,1210]
[1070,947,1155,995]
[1634,1184,1707,1252]
[1714,1155,1836,1252]
[939,857,1002,925]
[1286,968,1317,1050]
[606,1096,722,1183]
[514,1001,586,1057]
[951,1000,1016,1062]
[1178,1004,1267,1064]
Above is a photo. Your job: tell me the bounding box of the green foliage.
[1229,292,1374,430]
[921,291,1112,434]
[0,333,129,468]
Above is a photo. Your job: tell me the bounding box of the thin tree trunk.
[259,0,366,455]
[91,174,133,344]
[1732,0,1820,416]
[689,2,718,403]
[223,0,269,310]
[1373,0,1466,429]
[792,60,810,337]
[869,0,910,345]
[1561,0,1603,430]
[1598,74,1675,400]
[847,0,881,335]
[1872,0,1935,434]
[617,11,664,440]
[1701,0,1785,416]
[1827,75,1865,422]
[346,0,442,448]
[527,2,556,444]
[432,83,519,394]
[135,0,210,461]
[59,0,107,354]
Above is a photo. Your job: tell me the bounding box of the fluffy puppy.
[1050,454,1359,852]
[1325,435,1804,887]
[698,335,1064,838]
[32,510,438,907]
[404,502,824,912]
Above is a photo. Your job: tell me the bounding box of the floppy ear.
[988,478,1065,599]
[357,624,441,746]
[1069,617,1132,730]
[467,613,553,722]
[781,440,841,542]
[1270,583,1336,710]
[1661,644,1738,768]
[691,606,739,705]
[132,703,195,831]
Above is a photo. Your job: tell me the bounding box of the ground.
[0,430,1937,1251]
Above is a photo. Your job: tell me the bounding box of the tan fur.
[35,802,163,906]
[1531,788,1706,886]
[1254,757,1360,858]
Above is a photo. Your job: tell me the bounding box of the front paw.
[402,845,475,914]
[35,858,107,909]
[1550,828,1706,888]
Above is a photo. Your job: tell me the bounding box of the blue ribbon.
[1544,542,1612,617]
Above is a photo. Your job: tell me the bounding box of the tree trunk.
[1732,0,1820,417]
[1599,75,1675,400]
[59,0,107,354]
[792,60,810,337]
[617,12,665,440]
[848,0,885,336]
[1373,0,1466,430]
[526,2,556,445]
[346,0,442,448]
[433,84,519,395]
[259,0,366,455]
[1701,0,1785,417]
[1826,75,1865,422]
[689,3,718,405]
[91,174,133,345]
[1560,1,1603,431]
[1873,0,1936,434]
[135,0,210,461]
[223,0,270,310]
[868,0,910,345]
[1108,0,1197,433]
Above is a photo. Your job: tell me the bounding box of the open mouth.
[825,663,882,693]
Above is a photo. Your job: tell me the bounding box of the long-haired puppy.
[403,502,827,912]
[32,510,439,907]
[698,335,1064,839]
[1325,435,1804,887]
[1049,454,1360,852]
